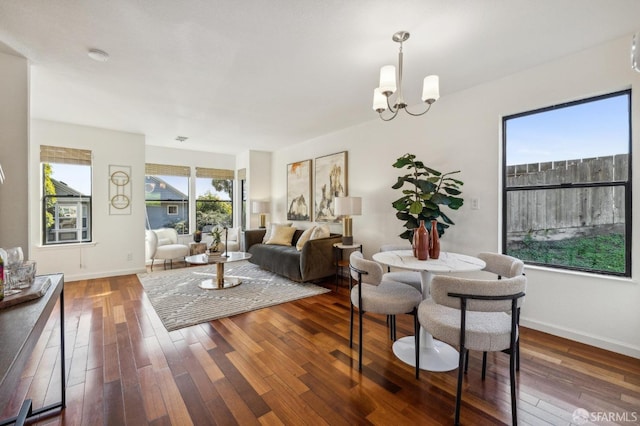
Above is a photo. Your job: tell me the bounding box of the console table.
[0,273,65,425]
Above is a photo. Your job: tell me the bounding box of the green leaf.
[424,166,442,176]
[448,197,464,209]
[443,187,462,195]
[440,211,455,225]
[409,201,423,215]
[416,180,437,193]
[430,193,451,205]
[391,176,406,189]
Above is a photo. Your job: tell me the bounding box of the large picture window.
[503,90,631,276]
[195,167,234,230]
[145,163,190,234]
[41,145,92,245]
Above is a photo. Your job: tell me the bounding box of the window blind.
[195,167,234,179]
[40,145,92,165]
[145,163,190,177]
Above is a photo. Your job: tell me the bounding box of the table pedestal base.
[392,335,459,372]
[199,277,242,290]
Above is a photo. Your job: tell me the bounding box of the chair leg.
[482,351,488,380]
[358,309,363,371]
[349,303,354,348]
[464,349,469,374]
[510,346,518,425]
[390,315,397,341]
[150,259,155,271]
[454,345,466,426]
[516,338,520,371]
[414,312,420,379]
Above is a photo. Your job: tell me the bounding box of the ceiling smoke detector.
[88,48,109,62]
[175,136,188,142]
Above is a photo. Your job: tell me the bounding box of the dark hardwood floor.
[2,271,638,425]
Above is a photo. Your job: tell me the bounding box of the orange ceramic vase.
[429,220,440,259]
[413,220,429,260]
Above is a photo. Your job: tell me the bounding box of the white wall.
[29,120,146,281]
[271,35,640,358]
[236,150,272,229]
[0,51,29,255]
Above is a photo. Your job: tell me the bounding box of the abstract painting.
[314,151,347,222]
[287,159,312,221]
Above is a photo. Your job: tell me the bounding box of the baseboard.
[520,317,640,359]
[63,267,147,282]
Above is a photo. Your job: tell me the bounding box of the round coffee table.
[184,251,252,290]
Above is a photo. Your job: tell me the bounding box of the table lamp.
[252,200,270,228]
[334,196,362,245]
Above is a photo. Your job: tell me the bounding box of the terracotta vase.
[413,220,429,260]
[429,220,440,259]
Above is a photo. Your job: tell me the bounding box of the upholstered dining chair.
[474,252,525,377]
[379,243,422,292]
[417,274,526,425]
[145,228,190,271]
[349,251,422,377]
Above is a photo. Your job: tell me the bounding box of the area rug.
[137,261,330,331]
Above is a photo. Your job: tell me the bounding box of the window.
[145,163,189,234]
[195,167,234,230]
[503,90,631,276]
[41,145,92,245]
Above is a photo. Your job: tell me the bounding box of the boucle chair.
[475,252,525,376]
[145,228,189,271]
[349,251,422,377]
[379,243,422,292]
[417,274,526,425]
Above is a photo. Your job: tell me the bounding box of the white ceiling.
[1,1,639,154]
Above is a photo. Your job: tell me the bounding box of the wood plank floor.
[2,272,639,425]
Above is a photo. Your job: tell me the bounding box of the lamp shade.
[252,200,270,214]
[334,196,362,216]
[372,88,387,112]
[379,65,397,95]
[421,75,440,103]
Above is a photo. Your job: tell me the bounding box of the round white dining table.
[372,250,486,372]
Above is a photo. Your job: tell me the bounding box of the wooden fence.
[506,154,628,233]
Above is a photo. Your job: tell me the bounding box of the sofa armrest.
[244,229,267,251]
[299,233,342,281]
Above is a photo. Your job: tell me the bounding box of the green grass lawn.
[507,234,625,274]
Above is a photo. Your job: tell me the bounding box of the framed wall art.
[287,159,312,221]
[314,151,347,222]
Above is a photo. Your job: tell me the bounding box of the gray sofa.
[244,228,341,282]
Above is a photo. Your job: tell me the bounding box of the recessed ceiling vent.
[175,136,188,142]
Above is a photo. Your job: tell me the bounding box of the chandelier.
[372,31,440,121]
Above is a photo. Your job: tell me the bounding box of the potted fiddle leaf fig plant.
[391,153,464,240]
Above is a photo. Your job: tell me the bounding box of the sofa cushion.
[295,226,316,251]
[310,224,330,240]
[263,222,293,243]
[265,225,296,246]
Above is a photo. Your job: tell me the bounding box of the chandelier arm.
[404,102,433,117]
[379,108,400,121]
[386,95,397,114]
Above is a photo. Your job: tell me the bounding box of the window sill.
[523,264,634,284]
[35,242,98,250]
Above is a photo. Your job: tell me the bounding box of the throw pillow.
[310,224,330,240]
[265,225,297,246]
[295,226,316,251]
[263,222,293,243]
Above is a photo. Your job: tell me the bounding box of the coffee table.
[184,251,252,290]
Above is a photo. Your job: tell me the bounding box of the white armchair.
[145,228,189,270]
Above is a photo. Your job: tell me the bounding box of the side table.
[189,242,207,255]
[333,242,363,291]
